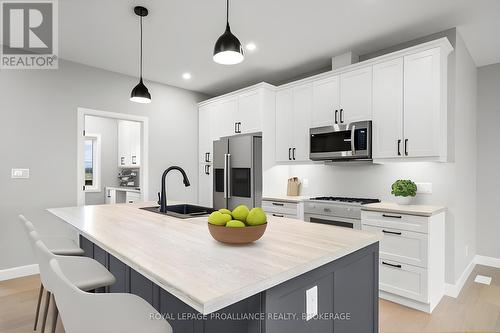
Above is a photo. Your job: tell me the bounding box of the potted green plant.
[391,179,417,205]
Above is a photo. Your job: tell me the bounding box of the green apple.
[246,207,267,226]
[226,220,246,228]
[218,208,232,216]
[232,205,250,222]
[208,211,232,226]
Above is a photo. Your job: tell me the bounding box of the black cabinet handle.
[335,110,338,124]
[382,214,402,219]
[120,157,125,165]
[404,139,408,156]
[288,148,292,160]
[272,213,284,217]
[340,109,344,123]
[205,165,210,175]
[132,156,137,164]
[397,140,401,156]
[382,261,402,269]
[237,122,242,133]
[205,152,211,163]
[272,202,284,206]
[382,230,402,235]
[292,148,296,160]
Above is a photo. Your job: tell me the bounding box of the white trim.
[0,264,39,282]
[77,108,149,206]
[475,255,500,268]
[83,133,101,192]
[444,254,500,298]
[444,258,475,298]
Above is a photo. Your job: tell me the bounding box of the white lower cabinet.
[262,199,301,219]
[362,209,445,313]
[198,163,213,208]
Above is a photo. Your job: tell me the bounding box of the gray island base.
[80,236,379,333]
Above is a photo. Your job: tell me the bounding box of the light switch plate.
[306,286,318,321]
[415,182,432,194]
[11,168,30,179]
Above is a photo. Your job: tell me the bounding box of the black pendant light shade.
[130,6,151,104]
[130,79,151,104]
[213,0,244,65]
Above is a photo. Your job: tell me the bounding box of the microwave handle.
[350,124,356,155]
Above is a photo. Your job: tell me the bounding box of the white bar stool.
[25,221,116,333]
[44,246,173,333]
[19,215,85,331]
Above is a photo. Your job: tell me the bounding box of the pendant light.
[130,6,151,104]
[213,0,244,65]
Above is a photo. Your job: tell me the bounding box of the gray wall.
[477,63,500,259]
[84,115,119,205]
[0,60,206,270]
[263,30,478,285]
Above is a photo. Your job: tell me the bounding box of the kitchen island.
[48,202,381,333]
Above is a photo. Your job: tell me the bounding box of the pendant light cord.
[226,0,229,23]
[140,16,143,80]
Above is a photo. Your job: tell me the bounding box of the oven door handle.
[350,124,356,155]
[226,153,231,199]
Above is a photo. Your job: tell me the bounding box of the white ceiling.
[59,0,500,96]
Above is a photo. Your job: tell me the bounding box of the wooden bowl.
[207,223,267,244]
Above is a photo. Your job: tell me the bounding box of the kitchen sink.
[140,204,215,219]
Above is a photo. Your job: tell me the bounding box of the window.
[84,134,101,192]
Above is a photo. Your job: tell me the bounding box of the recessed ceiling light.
[182,73,192,80]
[245,43,257,51]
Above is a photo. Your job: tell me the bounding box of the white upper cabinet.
[199,105,213,163]
[203,85,273,141]
[311,75,340,127]
[212,97,237,139]
[404,48,442,158]
[372,58,404,159]
[275,83,312,162]
[118,120,141,168]
[237,90,262,134]
[339,66,373,124]
[275,88,294,162]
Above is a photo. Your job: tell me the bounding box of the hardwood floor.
[0,265,498,333]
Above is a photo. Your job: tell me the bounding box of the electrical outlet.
[11,168,29,179]
[415,182,432,194]
[303,178,309,188]
[306,286,318,321]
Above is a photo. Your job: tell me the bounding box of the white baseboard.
[0,264,39,282]
[444,254,500,298]
[475,255,500,268]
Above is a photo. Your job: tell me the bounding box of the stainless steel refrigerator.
[213,135,262,210]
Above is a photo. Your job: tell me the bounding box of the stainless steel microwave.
[309,121,372,161]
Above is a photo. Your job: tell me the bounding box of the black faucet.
[158,166,191,213]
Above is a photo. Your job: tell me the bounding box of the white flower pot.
[394,196,413,205]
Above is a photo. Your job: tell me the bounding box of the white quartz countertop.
[362,201,446,217]
[262,195,310,203]
[48,202,381,314]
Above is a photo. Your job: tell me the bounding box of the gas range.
[304,196,380,229]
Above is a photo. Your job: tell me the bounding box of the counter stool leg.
[41,291,51,333]
[50,294,58,333]
[34,283,44,330]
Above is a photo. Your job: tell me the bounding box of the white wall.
[84,115,119,205]
[263,31,478,285]
[477,63,500,259]
[0,60,206,270]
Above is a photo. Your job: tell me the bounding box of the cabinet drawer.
[268,212,299,219]
[361,210,428,233]
[362,224,428,267]
[262,200,298,215]
[379,259,428,303]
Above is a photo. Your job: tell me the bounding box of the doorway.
[77,108,149,206]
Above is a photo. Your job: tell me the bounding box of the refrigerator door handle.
[226,153,232,199]
[223,154,228,199]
